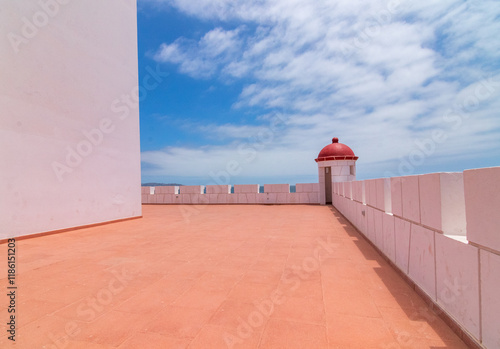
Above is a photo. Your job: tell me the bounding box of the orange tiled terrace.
[2,205,468,348]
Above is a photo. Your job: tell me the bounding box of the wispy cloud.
[153,27,244,78]
[140,0,500,182]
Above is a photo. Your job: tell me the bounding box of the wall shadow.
[326,204,475,349]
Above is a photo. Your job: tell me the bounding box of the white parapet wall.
[331,167,500,348]
[142,183,320,205]
[0,0,141,239]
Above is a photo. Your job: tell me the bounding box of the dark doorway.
[325,167,332,204]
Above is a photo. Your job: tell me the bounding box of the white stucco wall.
[0,0,141,239]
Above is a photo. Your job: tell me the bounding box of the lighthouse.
[315,137,358,205]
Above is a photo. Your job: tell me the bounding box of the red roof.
[315,137,358,162]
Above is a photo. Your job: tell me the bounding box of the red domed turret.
[315,137,358,162]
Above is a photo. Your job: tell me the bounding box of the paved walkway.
[1,205,468,348]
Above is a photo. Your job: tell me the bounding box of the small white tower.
[315,137,358,205]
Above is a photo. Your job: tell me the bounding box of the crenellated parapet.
[141,183,320,205]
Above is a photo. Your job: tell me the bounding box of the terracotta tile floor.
[1,205,469,348]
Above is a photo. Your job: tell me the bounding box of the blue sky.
[137,0,500,185]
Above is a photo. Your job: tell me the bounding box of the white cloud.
[153,27,243,78]
[141,0,500,181]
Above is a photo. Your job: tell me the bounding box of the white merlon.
[264,184,290,193]
[464,167,500,252]
[234,184,259,193]
[179,185,205,194]
[206,185,231,194]
[419,173,466,235]
[154,186,179,194]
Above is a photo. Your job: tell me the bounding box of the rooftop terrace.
[2,205,468,348]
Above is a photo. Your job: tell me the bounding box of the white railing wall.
[332,167,500,349]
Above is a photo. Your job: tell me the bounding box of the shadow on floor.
[326,205,470,349]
